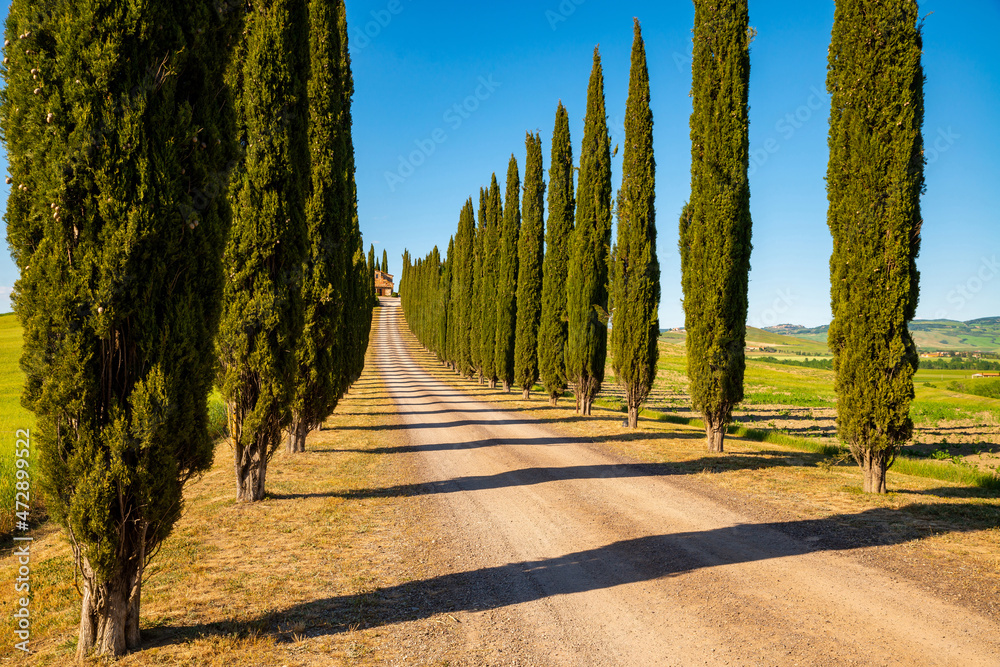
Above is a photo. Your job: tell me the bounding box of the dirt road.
[374,299,1000,666]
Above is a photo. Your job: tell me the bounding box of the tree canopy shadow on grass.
[141,502,999,649]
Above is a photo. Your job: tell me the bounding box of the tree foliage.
[2,0,238,656]
[514,133,546,399]
[826,0,923,493]
[539,103,575,406]
[566,48,612,416]
[611,20,659,429]
[219,0,310,499]
[495,155,520,392]
[681,0,753,452]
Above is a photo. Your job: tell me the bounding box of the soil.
[369,298,1000,666]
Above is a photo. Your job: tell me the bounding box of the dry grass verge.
[0,311,471,665]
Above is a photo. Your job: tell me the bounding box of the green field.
[762,317,1000,354]
[0,313,37,535]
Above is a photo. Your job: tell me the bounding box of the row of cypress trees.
[400,20,660,425]
[2,0,371,657]
[401,0,925,496]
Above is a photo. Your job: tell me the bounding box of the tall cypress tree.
[2,1,237,656]
[566,48,613,416]
[219,0,310,498]
[495,156,520,392]
[382,248,389,275]
[480,175,502,388]
[611,19,660,429]
[289,0,353,453]
[452,199,476,376]
[827,0,923,493]
[471,188,487,382]
[539,103,575,406]
[681,0,753,452]
[514,132,546,399]
[337,0,372,399]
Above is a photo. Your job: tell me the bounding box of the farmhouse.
[374,269,394,297]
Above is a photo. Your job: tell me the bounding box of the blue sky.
[2,1,998,328]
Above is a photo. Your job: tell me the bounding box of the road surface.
[374,299,999,666]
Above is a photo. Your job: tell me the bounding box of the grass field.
[0,313,38,536]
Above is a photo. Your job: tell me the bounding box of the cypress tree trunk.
[566,48,613,416]
[220,0,310,500]
[496,156,521,393]
[611,20,659,430]
[539,103,576,407]
[827,0,923,493]
[515,132,546,401]
[681,1,753,452]
[3,1,238,658]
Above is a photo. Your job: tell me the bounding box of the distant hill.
[764,318,1000,353]
[660,325,829,356]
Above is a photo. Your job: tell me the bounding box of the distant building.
[374,270,394,297]
[972,372,1000,378]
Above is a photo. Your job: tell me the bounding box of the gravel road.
[375,299,1000,666]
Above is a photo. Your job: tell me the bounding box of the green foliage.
[826,0,924,492]
[756,356,835,370]
[610,20,659,428]
[539,103,575,403]
[947,378,1000,400]
[479,176,502,386]
[382,248,389,274]
[566,48,612,415]
[514,133,545,396]
[290,0,368,451]
[219,0,310,500]
[1,0,238,651]
[450,199,477,376]
[681,0,753,450]
[495,155,520,391]
[470,189,487,378]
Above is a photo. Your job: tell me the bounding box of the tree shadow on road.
[142,502,999,649]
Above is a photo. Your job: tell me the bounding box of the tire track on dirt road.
[375,299,1000,666]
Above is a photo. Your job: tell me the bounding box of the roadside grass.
[0,312,39,537]
[0,310,470,665]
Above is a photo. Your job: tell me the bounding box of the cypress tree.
[539,103,575,406]
[336,0,372,398]
[2,1,238,656]
[480,176,502,388]
[514,132,546,399]
[681,0,753,452]
[382,248,389,275]
[471,188,487,382]
[611,19,660,429]
[566,48,613,416]
[452,199,476,377]
[495,156,520,392]
[219,0,310,498]
[826,0,923,493]
[368,243,377,296]
[289,0,354,453]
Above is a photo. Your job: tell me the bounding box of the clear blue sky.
[2,0,998,328]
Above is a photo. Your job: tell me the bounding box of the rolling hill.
[763,318,1000,353]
